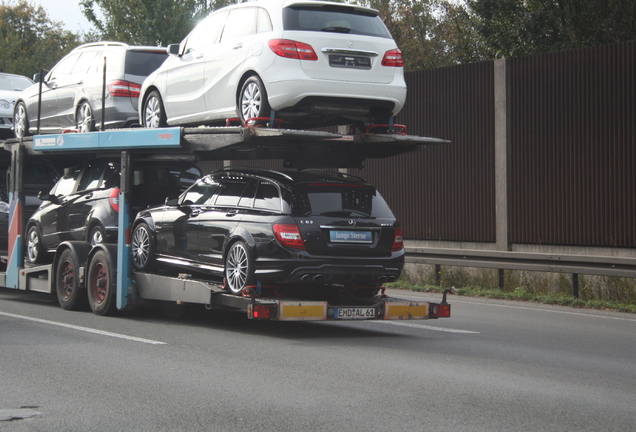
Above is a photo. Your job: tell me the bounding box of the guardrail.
[405,247,636,297]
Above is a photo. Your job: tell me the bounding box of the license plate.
[333,307,377,320]
[329,55,371,69]
[329,230,372,244]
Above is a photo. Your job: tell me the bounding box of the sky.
[38,0,95,33]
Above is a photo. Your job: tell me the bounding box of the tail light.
[273,224,305,249]
[392,227,403,252]
[381,49,404,67]
[268,39,318,61]
[107,80,142,98]
[430,303,451,318]
[109,188,120,213]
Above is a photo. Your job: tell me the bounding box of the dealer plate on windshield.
[329,230,372,244]
[333,307,377,320]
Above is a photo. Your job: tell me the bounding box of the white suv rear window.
[283,6,391,38]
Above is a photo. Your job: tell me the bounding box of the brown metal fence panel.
[354,62,496,242]
[508,41,636,247]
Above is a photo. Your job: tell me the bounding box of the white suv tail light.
[381,49,404,67]
[268,39,318,61]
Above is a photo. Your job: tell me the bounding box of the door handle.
[233,43,243,50]
[84,192,93,199]
[190,209,202,217]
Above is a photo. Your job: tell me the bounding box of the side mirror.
[167,44,181,56]
[38,191,56,203]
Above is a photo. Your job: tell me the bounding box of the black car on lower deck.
[25,158,201,264]
[131,168,404,296]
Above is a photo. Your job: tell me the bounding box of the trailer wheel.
[131,222,155,271]
[225,241,254,295]
[55,249,87,310]
[26,225,45,264]
[87,250,117,315]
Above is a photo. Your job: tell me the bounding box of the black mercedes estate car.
[131,168,404,296]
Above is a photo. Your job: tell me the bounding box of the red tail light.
[392,227,403,252]
[109,188,120,213]
[268,39,318,61]
[273,224,305,249]
[107,80,142,98]
[381,49,404,67]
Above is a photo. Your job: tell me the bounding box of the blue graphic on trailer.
[33,128,182,151]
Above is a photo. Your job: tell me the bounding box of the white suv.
[140,0,406,129]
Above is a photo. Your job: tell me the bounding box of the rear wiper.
[321,26,351,33]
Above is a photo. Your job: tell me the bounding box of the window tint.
[254,181,281,211]
[71,50,99,76]
[48,53,81,81]
[0,74,32,91]
[184,11,228,54]
[181,177,219,205]
[125,50,168,76]
[53,167,82,196]
[102,163,120,189]
[220,8,257,42]
[291,184,394,218]
[283,6,391,38]
[214,176,250,206]
[257,7,273,33]
[238,180,256,208]
[77,163,105,191]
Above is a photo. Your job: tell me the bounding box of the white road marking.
[371,320,480,334]
[0,311,167,345]
[448,299,636,322]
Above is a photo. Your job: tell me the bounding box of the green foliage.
[79,0,234,46]
[467,0,636,58]
[0,1,81,77]
[354,0,492,70]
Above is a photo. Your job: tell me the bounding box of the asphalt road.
[1,287,635,432]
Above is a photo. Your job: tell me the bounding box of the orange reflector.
[384,302,429,320]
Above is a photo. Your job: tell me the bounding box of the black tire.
[238,76,271,123]
[87,224,106,246]
[131,222,156,271]
[142,90,167,128]
[87,250,117,316]
[26,225,45,264]
[224,241,255,295]
[76,101,95,133]
[55,249,88,310]
[13,101,30,139]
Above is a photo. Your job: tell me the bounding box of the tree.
[80,0,234,46]
[354,0,491,70]
[468,0,636,58]
[0,1,80,77]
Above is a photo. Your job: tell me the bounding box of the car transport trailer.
[1,126,452,321]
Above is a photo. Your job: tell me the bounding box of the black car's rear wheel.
[131,223,156,271]
[26,225,45,264]
[225,241,255,295]
[88,224,106,246]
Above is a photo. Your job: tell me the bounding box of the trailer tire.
[131,222,156,271]
[87,250,117,316]
[224,241,255,295]
[55,248,87,310]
